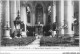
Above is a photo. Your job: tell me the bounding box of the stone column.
[64,0,74,37]
[31,6,35,26]
[0,1,1,17]
[52,1,56,36]
[16,0,20,13]
[61,0,64,35]
[32,10,35,26]
[43,8,46,25]
[10,0,20,36]
[53,2,56,24]
[0,0,2,46]
[10,0,17,33]
[20,6,27,37]
[74,1,79,36]
[4,0,12,39]
[79,1,80,47]
[56,0,64,36]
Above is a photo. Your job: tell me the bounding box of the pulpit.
[14,16,22,37]
[13,11,22,37]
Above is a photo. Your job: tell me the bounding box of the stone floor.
[27,35,42,47]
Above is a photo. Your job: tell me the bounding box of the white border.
[0,0,80,53]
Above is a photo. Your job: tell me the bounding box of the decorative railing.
[55,24,68,31]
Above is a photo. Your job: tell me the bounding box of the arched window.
[35,4,43,24]
[26,6,31,23]
[47,5,51,24]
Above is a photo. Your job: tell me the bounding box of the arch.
[25,2,34,23]
[34,2,46,13]
[35,3,43,24]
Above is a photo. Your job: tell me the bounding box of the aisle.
[27,35,42,47]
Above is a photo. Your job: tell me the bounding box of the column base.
[3,36,12,39]
[4,30,12,39]
[21,31,27,37]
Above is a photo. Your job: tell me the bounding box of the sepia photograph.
[0,0,79,49]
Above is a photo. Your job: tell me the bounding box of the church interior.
[0,0,79,46]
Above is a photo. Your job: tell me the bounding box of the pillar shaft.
[20,6,27,37]
[32,12,35,26]
[4,0,11,39]
[0,0,2,23]
[61,0,64,35]
[0,0,2,45]
[31,7,35,26]
[10,0,17,33]
[53,2,56,23]
[5,0,10,26]
[43,8,47,25]
[10,0,20,33]
[43,13,46,26]
[16,0,20,13]
[64,0,74,37]
[52,2,56,36]
[79,1,80,46]
[56,0,64,36]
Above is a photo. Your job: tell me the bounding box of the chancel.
[0,0,79,46]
